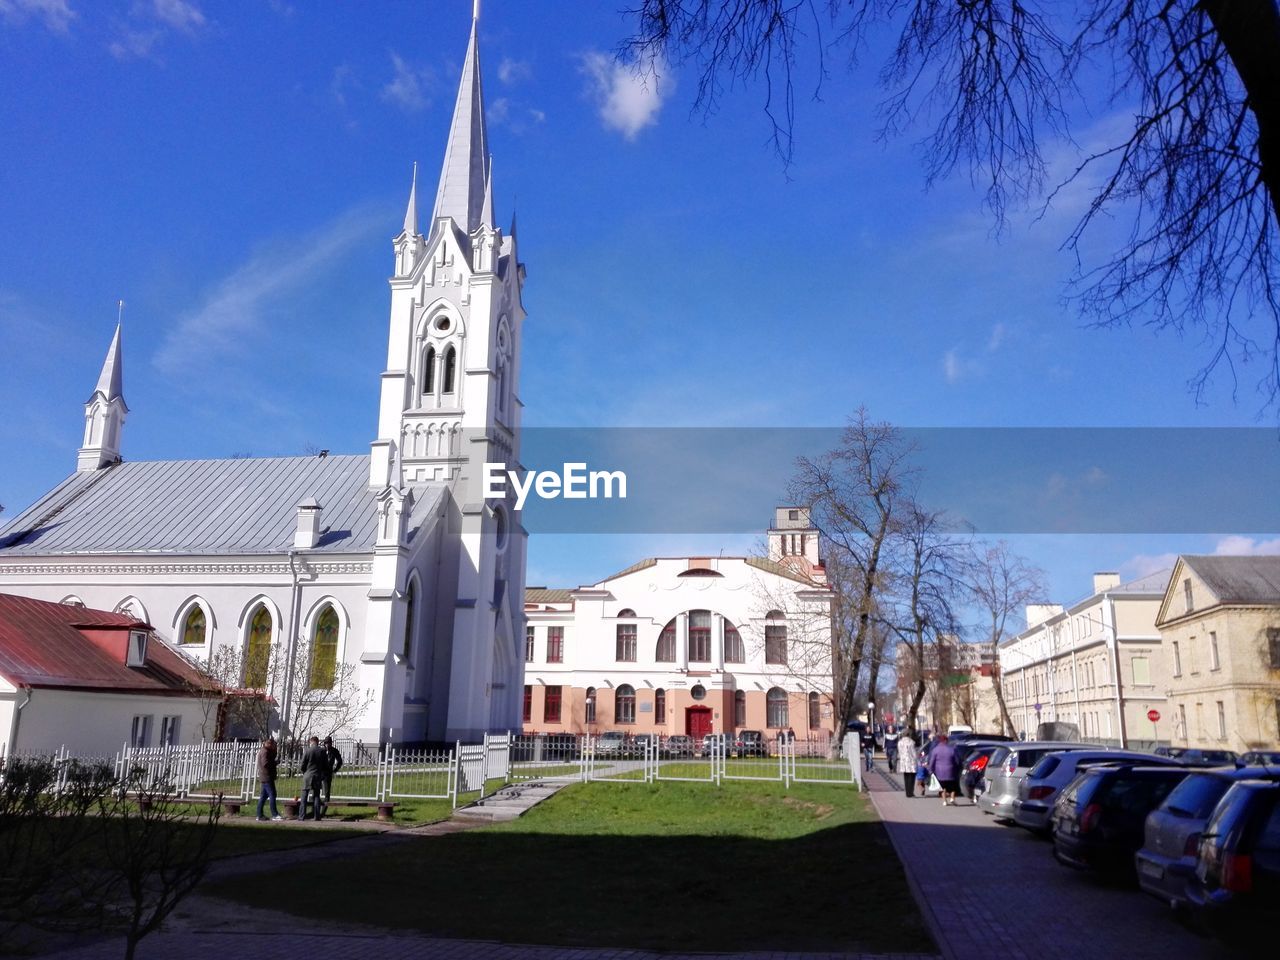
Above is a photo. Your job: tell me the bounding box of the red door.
[686,706,712,739]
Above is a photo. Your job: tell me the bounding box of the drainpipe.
[7,686,32,757]
[1104,593,1128,748]
[278,547,304,741]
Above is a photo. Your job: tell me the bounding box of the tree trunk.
[991,667,1017,737]
[1201,0,1280,227]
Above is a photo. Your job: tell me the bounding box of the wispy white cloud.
[0,0,75,34]
[489,96,546,134]
[381,51,434,112]
[580,51,670,141]
[943,347,981,384]
[1213,535,1280,556]
[1120,551,1179,581]
[986,321,1006,352]
[153,207,384,379]
[497,56,530,85]
[108,0,208,61]
[151,0,204,32]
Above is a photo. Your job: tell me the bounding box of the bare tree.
[788,409,916,734]
[624,2,1280,406]
[287,637,376,744]
[98,768,221,960]
[875,504,968,737]
[967,540,1047,736]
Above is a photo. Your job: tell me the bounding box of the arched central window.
[309,605,339,691]
[766,687,789,728]
[656,621,676,662]
[181,606,207,645]
[654,687,666,721]
[616,684,636,724]
[765,610,788,665]
[244,607,273,688]
[688,609,711,662]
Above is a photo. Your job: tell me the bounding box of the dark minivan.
[1051,764,1191,879]
[1186,780,1280,945]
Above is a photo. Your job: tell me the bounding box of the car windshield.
[1161,773,1232,819]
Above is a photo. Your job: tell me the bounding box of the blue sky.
[1,0,1276,617]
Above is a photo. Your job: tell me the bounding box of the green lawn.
[205,780,934,954]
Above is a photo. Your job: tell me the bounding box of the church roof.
[0,592,212,694]
[0,454,385,557]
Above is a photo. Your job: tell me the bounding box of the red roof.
[0,592,214,696]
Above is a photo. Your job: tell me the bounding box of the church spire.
[77,316,128,472]
[402,161,419,237]
[432,12,491,234]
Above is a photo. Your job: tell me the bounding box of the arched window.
[724,622,744,663]
[402,580,416,661]
[808,692,821,729]
[181,605,207,645]
[688,609,711,662]
[442,345,457,394]
[244,606,273,688]
[616,684,636,724]
[309,605,340,691]
[765,611,787,665]
[734,690,746,727]
[585,686,597,724]
[654,688,666,720]
[422,345,436,397]
[617,608,636,618]
[766,687,789,728]
[656,620,676,662]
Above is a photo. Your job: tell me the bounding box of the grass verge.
[205,780,933,953]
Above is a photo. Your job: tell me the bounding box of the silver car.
[1012,749,1176,834]
[977,741,1094,821]
[1135,766,1279,909]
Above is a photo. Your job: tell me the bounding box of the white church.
[0,15,526,746]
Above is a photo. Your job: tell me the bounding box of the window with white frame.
[160,715,181,746]
[1131,657,1151,686]
[616,684,636,724]
[766,687,788,728]
[764,611,787,665]
[1209,631,1220,671]
[1172,640,1182,677]
[546,626,564,663]
[615,623,637,662]
[525,626,535,662]
[1216,700,1227,739]
[724,623,744,663]
[688,610,711,662]
[585,686,597,724]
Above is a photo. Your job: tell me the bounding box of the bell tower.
[77,321,127,472]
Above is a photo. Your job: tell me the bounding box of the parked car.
[630,733,659,755]
[540,733,580,760]
[1014,749,1181,835]
[960,745,1004,800]
[1185,779,1280,944]
[700,733,727,756]
[977,741,1095,821]
[594,731,626,755]
[1136,766,1280,909]
[733,729,768,757]
[948,739,1008,798]
[663,735,693,758]
[1238,750,1280,766]
[1153,746,1240,767]
[1051,764,1192,879]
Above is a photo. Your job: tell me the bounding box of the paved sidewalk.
[864,761,1235,960]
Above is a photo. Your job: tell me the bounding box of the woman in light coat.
[897,734,920,798]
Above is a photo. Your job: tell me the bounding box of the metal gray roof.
[1182,554,1280,605]
[0,454,426,557]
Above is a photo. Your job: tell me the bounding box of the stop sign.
[1147,709,1161,722]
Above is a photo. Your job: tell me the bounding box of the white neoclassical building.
[0,15,526,747]
[522,509,837,740]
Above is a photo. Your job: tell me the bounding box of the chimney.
[1092,572,1122,594]
[294,497,322,549]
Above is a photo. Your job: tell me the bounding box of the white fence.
[1,731,857,812]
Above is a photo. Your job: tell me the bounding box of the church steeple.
[402,161,419,237]
[77,319,128,472]
[432,11,491,234]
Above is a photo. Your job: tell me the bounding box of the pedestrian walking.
[255,736,283,821]
[897,734,919,798]
[861,725,876,771]
[321,735,344,814]
[926,733,961,805]
[884,726,900,773]
[298,735,329,820]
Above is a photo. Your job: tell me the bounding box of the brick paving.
[863,761,1236,960]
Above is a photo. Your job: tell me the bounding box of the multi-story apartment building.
[1155,555,1280,751]
[999,570,1172,748]
[521,509,837,741]
[894,638,1000,733]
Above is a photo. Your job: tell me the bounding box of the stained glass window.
[310,606,339,690]
[244,607,272,688]
[182,606,206,645]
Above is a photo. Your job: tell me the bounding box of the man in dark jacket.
[321,736,344,813]
[255,737,282,821]
[298,736,329,820]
